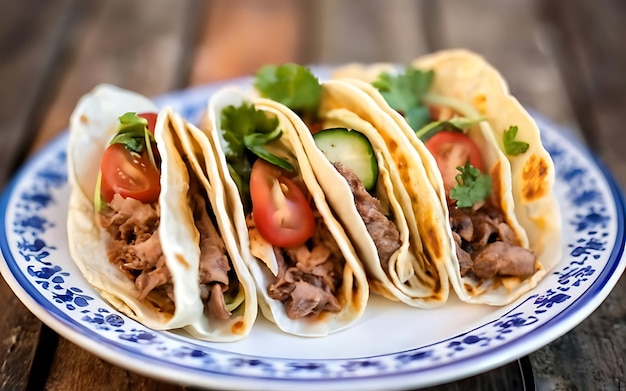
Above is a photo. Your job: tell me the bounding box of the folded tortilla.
[334,49,561,305]
[205,86,369,337]
[67,84,257,341]
[258,81,452,308]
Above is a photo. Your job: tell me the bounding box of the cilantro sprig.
[110,112,154,153]
[372,66,434,131]
[503,125,529,156]
[449,161,493,208]
[220,103,293,211]
[254,63,322,122]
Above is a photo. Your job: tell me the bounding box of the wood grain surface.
[0,1,624,390]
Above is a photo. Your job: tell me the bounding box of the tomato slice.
[138,112,158,134]
[100,143,161,203]
[425,131,484,192]
[250,159,315,248]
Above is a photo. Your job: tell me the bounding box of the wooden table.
[1,0,625,389]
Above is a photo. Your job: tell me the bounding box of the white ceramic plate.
[1,76,625,391]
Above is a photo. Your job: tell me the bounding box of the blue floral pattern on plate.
[0,80,624,390]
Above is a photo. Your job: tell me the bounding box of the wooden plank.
[310,0,429,64]
[29,0,204,157]
[0,0,80,186]
[45,338,184,390]
[0,279,44,390]
[189,0,302,85]
[0,1,82,389]
[540,0,626,187]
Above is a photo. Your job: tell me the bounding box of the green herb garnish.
[503,125,529,156]
[220,103,294,211]
[110,112,153,153]
[221,103,292,171]
[372,66,434,131]
[449,161,493,208]
[254,63,322,120]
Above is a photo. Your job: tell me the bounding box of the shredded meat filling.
[449,200,536,280]
[262,214,343,319]
[99,178,238,319]
[191,189,235,320]
[334,163,401,271]
[99,194,174,311]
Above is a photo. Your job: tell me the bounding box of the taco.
[334,49,561,305]
[251,64,452,308]
[67,84,257,341]
[204,86,369,336]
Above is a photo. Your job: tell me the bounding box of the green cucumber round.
[313,127,378,191]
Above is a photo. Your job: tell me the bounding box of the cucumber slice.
[313,128,378,191]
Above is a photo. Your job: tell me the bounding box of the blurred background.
[1,0,625,390]
[3,0,624,186]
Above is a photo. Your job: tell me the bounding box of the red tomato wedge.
[425,131,484,192]
[137,112,157,134]
[250,159,315,248]
[100,143,161,203]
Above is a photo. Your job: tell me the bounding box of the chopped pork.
[100,181,237,320]
[263,214,343,319]
[99,194,174,309]
[334,163,401,271]
[191,189,234,320]
[449,201,536,280]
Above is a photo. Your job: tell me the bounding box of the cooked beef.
[99,194,174,305]
[452,231,473,276]
[207,283,231,320]
[266,215,343,319]
[472,241,536,279]
[449,202,536,280]
[191,184,235,320]
[334,163,401,270]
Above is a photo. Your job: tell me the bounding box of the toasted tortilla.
[67,84,256,341]
[260,81,452,308]
[206,86,369,337]
[334,49,561,305]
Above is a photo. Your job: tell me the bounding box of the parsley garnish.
[372,66,434,131]
[449,161,493,208]
[253,63,322,120]
[503,125,529,156]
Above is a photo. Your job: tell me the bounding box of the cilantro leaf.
[220,103,294,211]
[221,103,293,170]
[503,125,529,156]
[110,112,153,153]
[372,66,434,131]
[254,63,322,117]
[449,161,493,208]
